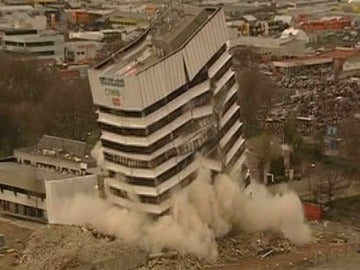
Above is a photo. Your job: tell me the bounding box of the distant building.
[0,135,98,222]
[65,41,103,64]
[1,29,64,62]
[272,47,360,76]
[107,11,151,27]
[229,30,309,58]
[0,12,47,31]
[89,5,246,215]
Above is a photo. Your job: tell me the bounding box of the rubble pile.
[15,225,298,270]
[217,231,296,263]
[136,230,297,270]
[16,225,147,270]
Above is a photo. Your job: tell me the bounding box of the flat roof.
[272,48,360,67]
[94,6,218,77]
[231,36,292,49]
[0,162,75,194]
[272,56,333,67]
[14,135,96,167]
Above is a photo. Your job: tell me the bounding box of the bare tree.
[314,169,351,207]
[0,53,97,157]
[340,117,360,172]
[247,133,282,183]
[232,48,276,138]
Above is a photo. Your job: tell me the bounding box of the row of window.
[103,115,215,167]
[212,57,233,83]
[0,200,44,219]
[109,171,197,205]
[4,40,55,47]
[107,136,245,196]
[107,153,196,187]
[227,141,246,171]
[31,50,55,56]
[105,115,242,191]
[104,110,241,186]
[107,143,246,206]
[101,113,215,155]
[102,105,240,172]
[222,124,244,155]
[0,183,46,200]
[99,91,212,137]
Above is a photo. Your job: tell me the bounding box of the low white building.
[1,29,64,62]
[0,136,98,222]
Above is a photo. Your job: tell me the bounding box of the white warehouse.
[88,5,246,215]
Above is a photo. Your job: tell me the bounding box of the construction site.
[2,1,360,270]
[1,214,360,270]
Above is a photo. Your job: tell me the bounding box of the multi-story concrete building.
[88,5,245,214]
[1,29,64,62]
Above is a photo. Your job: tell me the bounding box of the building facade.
[0,136,97,222]
[88,6,245,215]
[1,29,64,62]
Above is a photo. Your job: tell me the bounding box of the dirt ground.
[206,244,358,270]
[206,220,360,270]
[0,219,33,270]
[1,216,360,270]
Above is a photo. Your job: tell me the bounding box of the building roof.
[320,48,360,59]
[96,6,217,77]
[280,27,309,42]
[107,10,152,21]
[274,15,293,24]
[0,162,74,194]
[14,135,96,168]
[272,56,333,68]
[230,36,295,49]
[0,5,34,12]
[272,48,360,68]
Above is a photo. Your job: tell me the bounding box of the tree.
[340,117,360,171]
[0,53,98,157]
[312,131,325,160]
[269,156,285,182]
[247,133,282,183]
[283,113,304,164]
[232,47,261,69]
[314,169,351,207]
[232,49,276,138]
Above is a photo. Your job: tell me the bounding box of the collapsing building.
[88,5,245,214]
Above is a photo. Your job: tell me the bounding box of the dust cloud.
[90,141,104,167]
[53,162,311,259]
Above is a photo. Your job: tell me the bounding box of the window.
[109,187,129,199]
[99,91,212,137]
[26,41,55,47]
[31,51,55,56]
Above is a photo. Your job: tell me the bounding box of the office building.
[88,5,245,214]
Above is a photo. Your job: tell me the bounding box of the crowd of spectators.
[265,68,360,137]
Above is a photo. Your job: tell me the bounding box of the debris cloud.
[53,164,311,258]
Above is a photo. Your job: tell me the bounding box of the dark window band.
[99,91,212,137]
[108,154,196,187]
